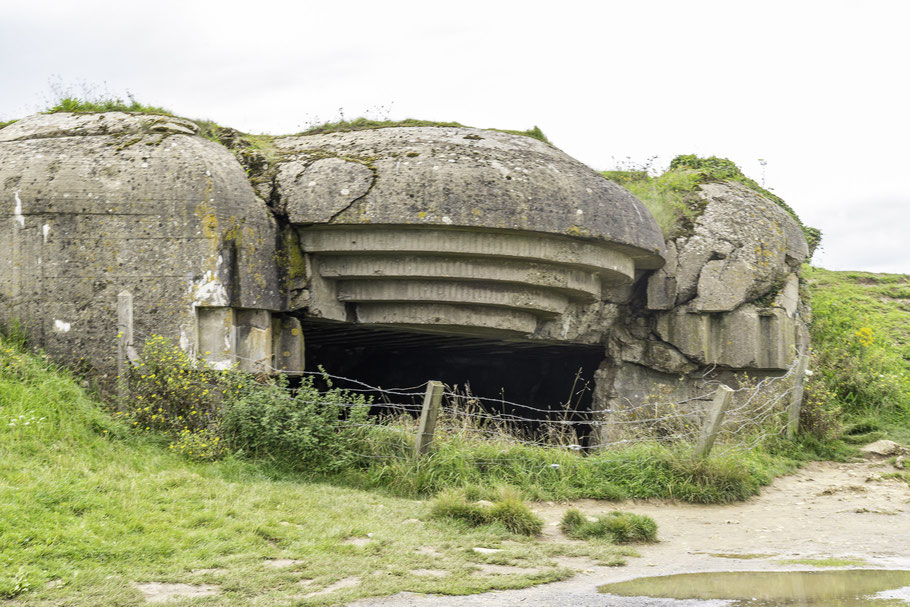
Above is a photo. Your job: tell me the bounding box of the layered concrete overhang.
[275,126,666,338]
[298,225,638,337]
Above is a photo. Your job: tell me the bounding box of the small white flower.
[548,463,560,469]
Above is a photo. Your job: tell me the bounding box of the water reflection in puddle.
[599,570,910,605]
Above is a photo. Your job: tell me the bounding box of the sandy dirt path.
[349,458,910,606]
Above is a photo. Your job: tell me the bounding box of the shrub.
[220,372,371,472]
[126,335,226,435]
[124,336,372,471]
[560,508,657,543]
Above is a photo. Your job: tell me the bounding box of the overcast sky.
[2,0,907,273]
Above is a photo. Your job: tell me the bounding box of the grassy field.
[0,338,638,605]
[804,267,910,445]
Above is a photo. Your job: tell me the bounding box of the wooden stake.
[116,291,133,403]
[694,384,734,459]
[787,352,810,440]
[415,381,444,457]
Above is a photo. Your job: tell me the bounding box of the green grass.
[0,337,636,605]
[429,489,544,536]
[805,267,910,445]
[560,509,658,544]
[0,119,16,129]
[601,155,821,255]
[601,167,702,237]
[45,95,173,116]
[301,117,551,143]
[341,427,795,504]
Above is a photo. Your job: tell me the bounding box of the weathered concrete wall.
[0,112,290,375]
[600,180,811,417]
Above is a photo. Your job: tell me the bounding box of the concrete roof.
[275,126,666,269]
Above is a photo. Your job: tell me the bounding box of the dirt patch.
[415,546,440,556]
[350,460,910,606]
[818,484,866,495]
[132,582,219,603]
[410,569,451,577]
[304,576,361,598]
[475,564,547,576]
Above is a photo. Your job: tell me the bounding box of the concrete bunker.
[1,112,810,435]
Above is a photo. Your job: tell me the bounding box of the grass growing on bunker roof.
[45,94,174,116]
[301,117,551,143]
[602,154,821,255]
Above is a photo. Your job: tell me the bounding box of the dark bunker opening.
[299,319,606,448]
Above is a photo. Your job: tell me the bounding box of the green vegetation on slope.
[602,155,822,256]
[0,336,635,605]
[805,267,910,445]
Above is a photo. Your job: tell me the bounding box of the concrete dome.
[0,112,282,370]
[276,126,665,265]
[275,126,666,339]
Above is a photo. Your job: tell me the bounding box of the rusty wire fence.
[121,323,808,465]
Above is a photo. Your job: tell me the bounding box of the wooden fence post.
[694,384,734,459]
[415,381,444,457]
[787,351,810,440]
[117,291,134,403]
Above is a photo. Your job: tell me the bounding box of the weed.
[301,116,550,143]
[45,94,172,116]
[221,370,371,472]
[429,489,543,536]
[488,125,550,144]
[561,509,658,543]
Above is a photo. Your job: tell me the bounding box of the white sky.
[2,0,908,273]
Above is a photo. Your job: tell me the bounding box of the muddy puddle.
[599,570,910,605]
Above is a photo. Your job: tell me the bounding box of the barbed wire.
[123,330,807,459]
